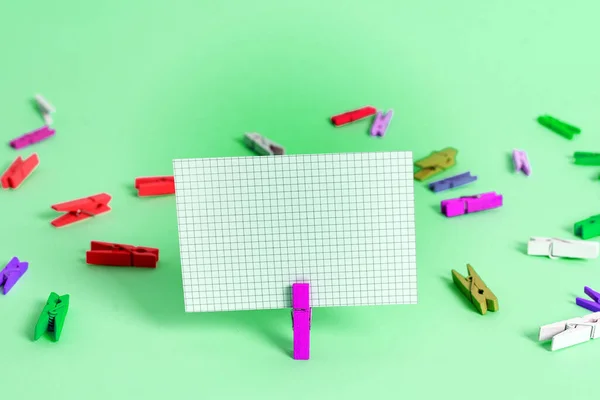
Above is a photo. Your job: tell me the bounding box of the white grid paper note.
[173,151,417,312]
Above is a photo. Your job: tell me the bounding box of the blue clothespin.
[0,257,29,294]
[428,171,477,193]
[576,286,600,312]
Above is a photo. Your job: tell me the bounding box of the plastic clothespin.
[512,149,531,176]
[34,292,70,342]
[537,115,581,140]
[573,152,600,166]
[86,241,159,268]
[414,147,458,181]
[9,126,56,150]
[50,193,112,228]
[244,133,284,156]
[135,176,175,197]
[428,171,477,193]
[331,106,377,126]
[0,257,28,294]
[35,94,55,125]
[539,312,600,351]
[574,214,600,240]
[370,109,393,137]
[527,237,599,260]
[451,264,498,315]
[1,153,39,189]
[440,191,503,218]
[576,286,600,313]
[291,283,311,360]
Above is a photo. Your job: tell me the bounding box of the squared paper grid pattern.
[173,151,417,312]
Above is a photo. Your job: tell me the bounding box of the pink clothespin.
[512,149,531,176]
[292,283,311,360]
[441,191,503,218]
[370,109,393,137]
[9,126,56,149]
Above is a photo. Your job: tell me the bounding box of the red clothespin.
[50,193,112,228]
[135,176,175,197]
[331,106,377,126]
[86,241,159,268]
[1,153,39,189]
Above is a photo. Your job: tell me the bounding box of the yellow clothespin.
[414,147,457,181]
[451,264,498,315]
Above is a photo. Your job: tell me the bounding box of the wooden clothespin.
[0,257,28,294]
[50,193,112,228]
[86,241,159,268]
[291,283,311,360]
[34,292,69,342]
[574,215,600,240]
[414,147,458,181]
[451,264,498,315]
[135,176,175,197]
[1,154,39,189]
[539,312,600,351]
[527,237,599,260]
[244,133,285,156]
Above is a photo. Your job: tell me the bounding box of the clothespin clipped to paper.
[35,94,55,125]
[414,148,457,181]
[1,153,39,189]
[537,115,581,140]
[34,292,69,342]
[428,171,477,193]
[370,109,393,137]
[135,176,175,197]
[527,237,599,260]
[0,257,28,294]
[291,283,311,360]
[576,286,600,313]
[539,312,600,351]
[244,133,285,156]
[440,191,503,218]
[573,152,600,166]
[50,193,112,228]
[86,241,159,268]
[331,106,377,126]
[9,126,55,149]
[451,264,498,315]
[574,214,600,240]
[512,149,531,176]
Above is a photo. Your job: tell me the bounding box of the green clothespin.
[574,215,600,240]
[574,152,600,166]
[34,292,70,342]
[537,115,581,140]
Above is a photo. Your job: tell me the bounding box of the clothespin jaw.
[370,109,393,137]
[451,264,498,315]
[512,149,531,176]
[576,286,600,313]
[428,171,477,193]
[50,193,112,228]
[0,257,28,294]
[291,283,311,360]
[414,148,457,181]
[34,292,69,342]
[539,312,600,351]
[9,126,55,150]
[537,115,581,140]
[135,176,175,197]
[573,152,600,166]
[440,191,503,217]
[86,241,159,268]
[574,215,600,240]
[331,106,377,126]
[527,237,599,260]
[35,94,55,125]
[244,133,285,156]
[1,153,39,189]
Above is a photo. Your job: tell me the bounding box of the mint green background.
[1,1,599,399]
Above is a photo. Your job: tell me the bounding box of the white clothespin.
[539,312,600,351]
[244,133,284,156]
[527,237,599,260]
[35,94,55,125]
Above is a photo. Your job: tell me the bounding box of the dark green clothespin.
[34,292,70,342]
[537,115,581,140]
[574,152,600,166]
[574,215,600,240]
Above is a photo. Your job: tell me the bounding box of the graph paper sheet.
[173,151,417,312]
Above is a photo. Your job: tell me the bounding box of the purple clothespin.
[576,286,600,312]
[512,149,531,176]
[440,191,503,218]
[292,283,311,360]
[0,257,29,294]
[429,171,477,193]
[9,126,56,150]
[370,109,393,137]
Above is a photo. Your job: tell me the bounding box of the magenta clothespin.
[440,191,503,218]
[370,109,393,137]
[292,282,311,360]
[0,257,28,294]
[512,149,531,176]
[9,126,56,149]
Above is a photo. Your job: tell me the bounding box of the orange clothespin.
[86,241,159,268]
[1,154,39,189]
[135,176,175,197]
[50,193,112,228]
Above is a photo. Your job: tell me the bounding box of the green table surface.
[1,1,600,399]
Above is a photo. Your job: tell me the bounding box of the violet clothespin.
[9,126,56,149]
[428,171,477,193]
[577,286,600,312]
[292,282,311,360]
[0,257,29,294]
[370,109,393,137]
[441,191,503,218]
[512,149,531,176]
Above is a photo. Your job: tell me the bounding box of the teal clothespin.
[574,215,600,240]
[34,292,70,342]
[537,115,581,140]
[574,152,600,166]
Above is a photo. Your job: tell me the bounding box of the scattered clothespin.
[414,147,457,181]
[428,171,477,193]
[244,133,284,156]
[537,115,581,140]
[34,292,70,342]
[35,94,55,125]
[135,176,175,197]
[0,257,28,294]
[9,126,55,149]
[370,109,393,137]
[50,193,112,228]
[573,152,600,166]
[1,153,39,189]
[291,282,311,360]
[86,240,159,268]
[576,286,600,313]
[539,312,600,351]
[331,106,377,126]
[527,237,599,260]
[512,149,531,176]
[440,191,503,218]
[574,214,600,240]
[451,264,498,315]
